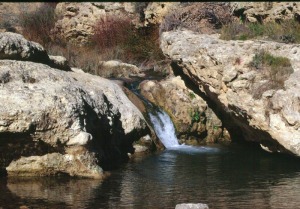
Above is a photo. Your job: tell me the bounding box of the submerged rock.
[175,203,209,209]
[0,32,150,177]
[161,30,300,156]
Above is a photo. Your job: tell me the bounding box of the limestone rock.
[49,55,71,71]
[140,76,229,144]
[0,32,71,71]
[144,2,179,26]
[0,32,150,177]
[175,203,209,209]
[98,60,144,78]
[161,30,300,156]
[0,32,48,63]
[6,151,103,178]
[231,2,300,23]
[54,2,139,45]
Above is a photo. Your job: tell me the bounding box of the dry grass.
[92,15,165,66]
[19,3,58,47]
[220,19,300,43]
[249,50,294,99]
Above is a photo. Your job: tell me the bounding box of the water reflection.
[2,177,102,209]
[1,143,300,209]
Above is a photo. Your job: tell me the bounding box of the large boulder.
[140,76,230,144]
[0,32,70,71]
[0,32,150,177]
[161,30,300,156]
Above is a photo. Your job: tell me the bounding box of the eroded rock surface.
[161,30,300,156]
[0,32,70,71]
[0,32,150,177]
[54,2,139,45]
[231,2,300,23]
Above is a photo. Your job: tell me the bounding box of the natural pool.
[1,143,300,209]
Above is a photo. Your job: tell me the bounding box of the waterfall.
[149,109,179,148]
[149,108,220,153]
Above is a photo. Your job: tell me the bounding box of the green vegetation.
[188,92,196,100]
[249,50,294,99]
[220,19,300,43]
[189,109,201,123]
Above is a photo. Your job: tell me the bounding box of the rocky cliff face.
[161,30,300,156]
[231,2,300,23]
[54,2,139,45]
[53,2,179,45]
[0,32,150,177]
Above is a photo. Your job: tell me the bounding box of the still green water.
[1,143,300,209]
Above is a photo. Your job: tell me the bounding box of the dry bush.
[92,15,165,66]
[160,2,232,34]
[92,15,134,50]
[19,3,58,47]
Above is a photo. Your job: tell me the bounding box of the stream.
[0,76,300,208]
[1,142,300,209]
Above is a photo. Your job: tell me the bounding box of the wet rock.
[175,203,209,209]
[140,76,230,144]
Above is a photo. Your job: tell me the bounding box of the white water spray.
[149,110,179,148]
[149,109,220,153]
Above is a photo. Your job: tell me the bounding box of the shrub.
[249,50,294,99]
[92,15,165,65]
[19,3,57,47]
[189,109,202,123]
[160,2,232,34]
[92,15,134,50]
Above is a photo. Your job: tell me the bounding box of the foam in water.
[149,110,179,148]
[149,109,220,154]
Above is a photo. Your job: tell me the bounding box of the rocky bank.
[161,30,300,156]
[0,32,150,178]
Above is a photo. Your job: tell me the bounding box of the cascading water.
[149,108,219,153]
[149,110,179,148]
[125,78,219,153]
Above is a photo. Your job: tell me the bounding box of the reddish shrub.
[92,15,134,50]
